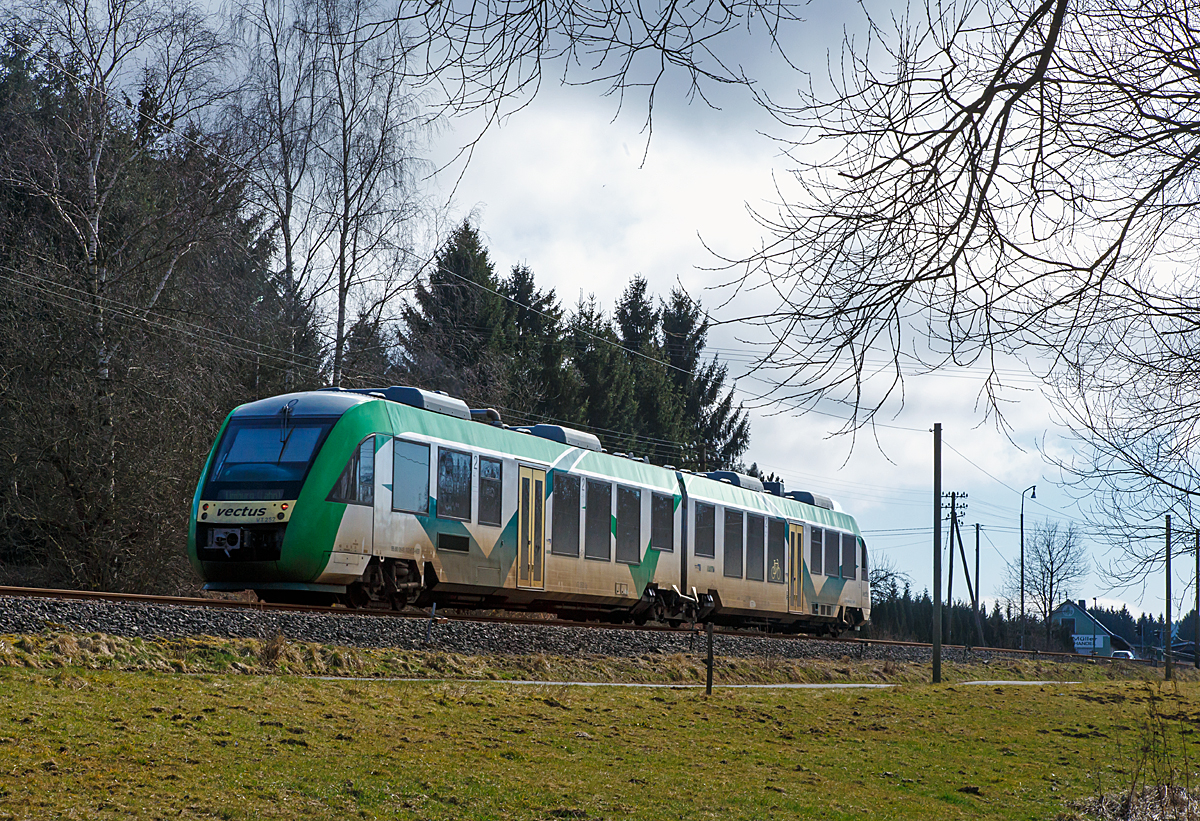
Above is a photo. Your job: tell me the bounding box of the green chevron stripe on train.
[188,386,870,632]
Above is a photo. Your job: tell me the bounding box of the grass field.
[1,633,1197,820]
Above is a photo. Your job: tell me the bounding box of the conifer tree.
[565,296,637,453]
[397,220,507,403]
[498,264,579,420]
[340,311,401,388]
[614,277,686,462]
[660,287,750,470]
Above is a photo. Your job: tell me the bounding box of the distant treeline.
[864,584,1071,650]
[867,584,1184,654]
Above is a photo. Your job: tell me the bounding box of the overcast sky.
[425,1,1178,619]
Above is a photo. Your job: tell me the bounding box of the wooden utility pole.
[954,517,986,647]
[1166,515,1173,681]
[933,423,942,684]
[975,524,982,638]
[947,492,956,644]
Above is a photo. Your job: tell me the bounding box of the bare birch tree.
[230,0,430,389]
[1003,521,1089,643]
[311,0,427,387]
[228,0,328,389]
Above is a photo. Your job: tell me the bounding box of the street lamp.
[1020,485,1036,650]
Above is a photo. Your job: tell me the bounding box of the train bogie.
[188,386,870,632]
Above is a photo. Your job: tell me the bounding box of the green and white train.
[189,387,870,633]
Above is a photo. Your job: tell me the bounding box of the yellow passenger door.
[518,467,546,589]
[788,523,804,614]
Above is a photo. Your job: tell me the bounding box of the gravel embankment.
[0,594,1047,664]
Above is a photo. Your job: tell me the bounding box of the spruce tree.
[498,264,579,421]
[340,312,401,388]
[614,276,686,463]
[565,296,638,453]
[660,287,750,470]
[396,220,508,404]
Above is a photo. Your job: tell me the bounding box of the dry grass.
[0,631,1190,688]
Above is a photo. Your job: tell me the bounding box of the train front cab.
[190,391,377,599]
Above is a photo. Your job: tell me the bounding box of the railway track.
[0,584,1123,665]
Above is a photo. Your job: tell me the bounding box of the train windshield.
[203,416,336,500]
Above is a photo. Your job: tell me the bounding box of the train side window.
[746,514,765,581]
[723,508,743,578]
[810,528,823,575]
[478,457,503,526]
[437,448,472,521]
[615,486,641,564]
[767,519,786,583]
[651,493,674,552]
[860,538,869,580]
[825,530,840,580]
[584,479,612,561]
[842,532,857,580]
[551,473,581,557]
[392,439,430,514]
[328,437,375,505]
[694,502,715,558]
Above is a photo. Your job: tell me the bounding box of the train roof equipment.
[470,408,503,426]
[527,424,603,452]
[704,470,764,493]
[784,490,835,510]
[321,385,471,420]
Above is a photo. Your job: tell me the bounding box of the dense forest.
[0,17,748,593]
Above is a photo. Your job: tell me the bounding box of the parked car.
[1110,650,1135,660]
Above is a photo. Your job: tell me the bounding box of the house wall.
[1051,603,1115,657]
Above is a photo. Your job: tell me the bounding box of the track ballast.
[0,586,1100,667]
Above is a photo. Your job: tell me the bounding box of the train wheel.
[339,584,370,609]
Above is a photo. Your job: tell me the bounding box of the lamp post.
[1020,485,1036,650]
